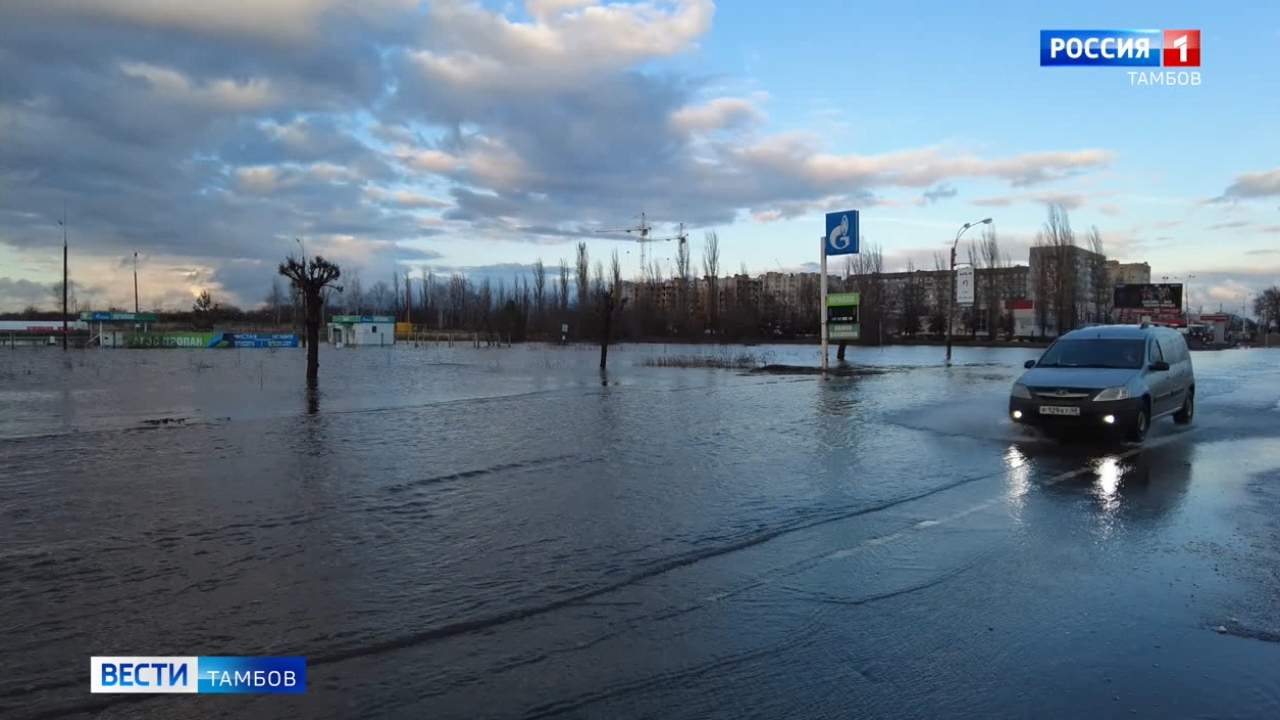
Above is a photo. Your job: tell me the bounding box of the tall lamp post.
[1238,293,1250,344]
[945,217,992,365]
[58,209,68,351]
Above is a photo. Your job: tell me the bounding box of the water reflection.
[1003,445,1031,509]
[305,384,321,415]
[814,378,860,417]
[1034,440,1195,528]
[1091,456,1122,511]
[1109,441,1194,523]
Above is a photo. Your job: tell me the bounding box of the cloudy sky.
[1,0,1277,314]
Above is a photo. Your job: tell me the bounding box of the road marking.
[823,426,1202,561]
[707,426,1206,603]
[1040,426,1201,486]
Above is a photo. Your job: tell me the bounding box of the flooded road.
[2,343,1279,719]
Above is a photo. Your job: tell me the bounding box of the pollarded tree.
[278,251,342,382]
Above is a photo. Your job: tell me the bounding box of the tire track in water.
[1,457,1021,717]
[379,452,589,494]
[0,371,1165,715]
[281,461,1019,668]
[514,553,992,720]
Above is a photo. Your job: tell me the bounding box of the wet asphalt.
[0,343,1278,719]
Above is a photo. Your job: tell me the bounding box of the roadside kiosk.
[81,311,157,347]
[327,315,396,347]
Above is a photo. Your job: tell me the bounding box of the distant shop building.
[328,315,396,347]
[80,311,157,347]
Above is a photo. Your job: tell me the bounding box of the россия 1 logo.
[1040,29,1201,86]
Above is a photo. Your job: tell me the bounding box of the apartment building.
[1105,260,1151,286]
[1028,244,1109,331]
[606,246,1153,339]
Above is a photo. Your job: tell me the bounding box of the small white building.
[328,315,396,347]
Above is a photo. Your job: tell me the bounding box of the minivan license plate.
[1039,405,1080,416]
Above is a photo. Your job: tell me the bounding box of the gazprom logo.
[1041,30,1161,66]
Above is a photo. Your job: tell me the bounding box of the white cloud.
[4,0,417,42]
[669,97,765,134]
[0,0,1191,311]
[411,0,715,93]
[969,189,1105,210]
[1219,167,1280,200]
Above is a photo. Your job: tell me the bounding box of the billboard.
[209,333,299,349]
[126,333,213,348]
[956,266,975,305]
[824,293,859,340]
[1113,283,1182,310]
[124,333,299,349]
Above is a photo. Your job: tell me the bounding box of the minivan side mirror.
[1149,360,1170,372]
[1024,359,1036,369]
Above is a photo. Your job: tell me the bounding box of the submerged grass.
[640,351,774,370]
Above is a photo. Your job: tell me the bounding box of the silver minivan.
[1008,323,1195,442]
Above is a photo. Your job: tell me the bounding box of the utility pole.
[60,205,68,351]
[133,252,140,313]
[945,217,992,365]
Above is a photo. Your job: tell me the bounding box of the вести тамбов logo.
[1040,30,1201,86]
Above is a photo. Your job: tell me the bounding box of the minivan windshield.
[1035,338,1146,369]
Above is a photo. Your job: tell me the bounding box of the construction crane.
[595,213,676,281]
[644,223,689,283]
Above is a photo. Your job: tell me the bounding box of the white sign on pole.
[956,266,975,306]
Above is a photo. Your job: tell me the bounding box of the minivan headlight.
[1094,386,1130,401]
[1011,384,1031,399]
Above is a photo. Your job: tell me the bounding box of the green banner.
[829,324,860,341]
[826,292,860,306]
[125,333,213,349]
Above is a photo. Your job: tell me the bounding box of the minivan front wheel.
[1174,389,1194,425]
[1126,403,1150,442]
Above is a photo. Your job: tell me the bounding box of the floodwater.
[1,342,1279,720]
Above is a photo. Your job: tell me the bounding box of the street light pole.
[945,217,992,365]
[1240,293,1250,344]
[60,206,68,351]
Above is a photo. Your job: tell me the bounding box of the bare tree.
[965,240,984,338]
[557,259,570,317]
[675,236,692,337]
[367,281,393,314]
[1086,226,1110,323]
[1030,205,1078,336]
[345,272,364,314]
[1254,287,1280,337]
[575,242,590,339]
[278,254,342,382]
[977,226,1004,340]
[448,274,468,328]
[48,280,79,317]
[418,267,434,327]
[391,270,401,318]
[900,259,925,337]
[594,250,627,370]
[477,278,493,334]
[846,242,885,346]
[532,259,546,326]
[701,231,721,334]
[266,279,286,326]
